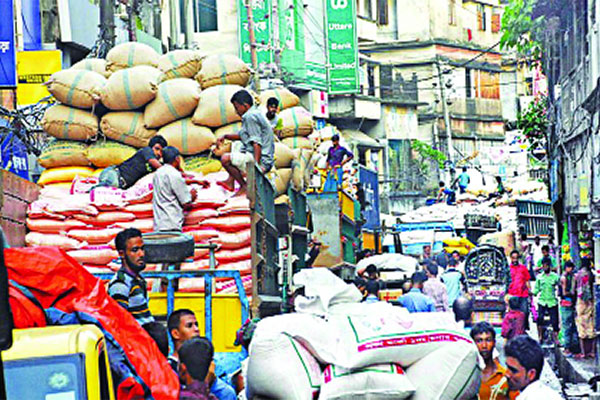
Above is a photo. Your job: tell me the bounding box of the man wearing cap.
[396,271,436,313]
[152,146,197,232]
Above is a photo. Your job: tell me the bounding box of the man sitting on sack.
[98,135,168,189]
[216,90,274,197]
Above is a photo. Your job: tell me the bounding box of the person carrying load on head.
[98,135,167,189]
[217,90,275,197]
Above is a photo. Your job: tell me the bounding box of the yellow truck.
[1,325,115,400]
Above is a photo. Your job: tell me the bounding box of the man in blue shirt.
[396,271,436,313]
[442,258,467,308]
[456,167,470,194]
[437,181,456,205]
[326,134,353,186]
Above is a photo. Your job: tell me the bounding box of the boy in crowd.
[396,271,436,313]
[179,337,218,400]
[423,263,449,312]
[502,297,527,341]
[559,261,578,355]
[533,257,560,343]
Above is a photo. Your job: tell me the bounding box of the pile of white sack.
[246,269,482,400]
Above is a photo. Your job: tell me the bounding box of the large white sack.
[406,341,482,400]
[247,330,321,400]
[319,364,415,400]
[293,268,362,315]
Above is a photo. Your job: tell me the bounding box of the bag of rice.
[100,66,160,110]
[45,69,106,109]
[106,42,160,73]
[42,104,98,141]
[100,112,157,148]
[38,140,89,168]
[259,87,300,110]
[144,78,201,128]
[86,141,136,168]
[278,107,314,138]
[70,58,110,78]
[194,54,251,89]
[191,85,244,128]
[158,49,204,81]
[157,118,216,155]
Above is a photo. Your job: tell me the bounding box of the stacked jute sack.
[39,41,317,198]
[247,269,482,400]
[26,170,254,295]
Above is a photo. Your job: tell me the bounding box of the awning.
[341,130,385,149]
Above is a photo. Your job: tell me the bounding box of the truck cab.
[2,325,115,400]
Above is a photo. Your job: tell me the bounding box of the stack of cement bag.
[247,269,482,400]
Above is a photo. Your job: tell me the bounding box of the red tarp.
[5,246,180,400]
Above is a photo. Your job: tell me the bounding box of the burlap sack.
[278,107,314,138]
[86,140,137,167]
[70,58,110,78]
[42,104,99,141]
[158,50,204,81]
[192,85,243,128]
[267,168,292,197]
[183,156,223,175]
[281,136,314,150]
[100,112,157,148]
[157,118,216,155]
[274,142,295,169]
[38,140,90,168]
[100,66,160,110]
[144,79,201,128]
[259,88,300,110]
[212,122,241,156]
[106,42,159,73]
[46,69,106,109]
[195,54,251,89]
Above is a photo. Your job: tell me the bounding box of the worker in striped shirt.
[108,228,154,325]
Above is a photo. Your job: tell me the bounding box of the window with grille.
[193,0,218,32]
[377,0,389,25]
[478,4,487,31]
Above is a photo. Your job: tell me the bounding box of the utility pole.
[126,0,138,41]
[181,0,192,48]
[436,60,454,169]
[245,0,260,91]
[271,0,280,80]
[99,0,116,48]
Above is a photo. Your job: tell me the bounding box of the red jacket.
[501,310,526,340]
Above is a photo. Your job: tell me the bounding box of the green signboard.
[238,0,273,68]
[325,0,359,94]
[303,0,327,90]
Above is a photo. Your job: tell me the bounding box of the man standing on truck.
[98,135,168,189]
[152,146,198,232]
[507,250,531,331]
[326,134,354,186]
[217,90,275,197]
[108,228,154,325]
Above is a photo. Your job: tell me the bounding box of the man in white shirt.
[504,335,562,399]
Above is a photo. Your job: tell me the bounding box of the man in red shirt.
[507,250,531,331]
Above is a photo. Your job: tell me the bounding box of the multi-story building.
[533,0,599,268]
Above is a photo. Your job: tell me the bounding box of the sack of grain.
[183,156,222,175]
[267,168,292,196]
[70,58,110,78]
[106,42,159,73]
[67,227,122,245]
[157,118,215,155]
[195,54,251,89]
[100,66,160,110]
[74,211,136,226]
[38,140,89,169]
[282,136,314,150]
[274,142,295,169]
[291,159,303,192]
[45,69,106,109]
[184,208,219,225]
[86,140,136,168]
[123,202,153,218]
[114,218,154,233]
[182,227,219,243]
[279,107,314,138]
[213,122,241,156]
[405,341,481,400]
[25,231,85,250]
[144,78,201,128]
[192,85,243,128]
[42,104,98,141]
[320,364,415,400]
[26,218,89,234]
[216,230,251,250]
[67,246,119,266]
[37,166,95,186]
[158,49,204,81]
[101,111,157,148]
[259,87,300,110]
[199,216,251,232]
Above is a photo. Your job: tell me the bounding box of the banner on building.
[325,0,359,94]
[16,50,62,105]
[238,0,273,69]
[0,0,17,88]
[359,166,380,230]
[0,129,29,180]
